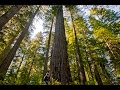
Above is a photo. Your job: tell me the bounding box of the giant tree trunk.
[0,7,39,80]
[50,5,72,85]
[42,17,54,81]
[0,5,23,31]
[69,9,86,85]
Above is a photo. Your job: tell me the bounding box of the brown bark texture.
[50,5,72,85]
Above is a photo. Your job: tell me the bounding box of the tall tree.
[89,16,120,82]
[50,5,72,85]
[42,17,54,81]
[0,7,40,80]
[0,5,23,31]
[68,6,87,85]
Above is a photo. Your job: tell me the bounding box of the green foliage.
[0,5,120,85]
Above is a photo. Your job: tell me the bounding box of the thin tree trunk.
[42,17,54,81]
[15,53,25,81]
[0,5,23,31]
[80,28,103,85]
[27,55,36,83]
[50,5,72,85]
[84,49,95,84]
[0,7,39,80]
[100,62,112,84]
[0,36,15,65]
[74,48,81,83]
[87,48,103,85]
[94,64,103,85]
[82,31,95,84]
[73,54,78,83]
[27,48,39,84]
[69,9,86,85]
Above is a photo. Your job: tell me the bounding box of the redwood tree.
[50,5,72,85]
[0,7,40,80]
[68,6,87,85]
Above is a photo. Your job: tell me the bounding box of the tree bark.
[0,7,39,80]
[50,5,72,85]
[69,9,86,85]
[0,5,23,31]
[42,17,54,81]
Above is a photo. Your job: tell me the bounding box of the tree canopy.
[0,5,120,85]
